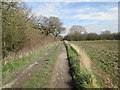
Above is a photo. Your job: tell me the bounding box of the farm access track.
[2,42,73,88]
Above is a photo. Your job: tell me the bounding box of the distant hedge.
[64,32,120,41]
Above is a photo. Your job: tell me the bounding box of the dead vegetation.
[65,41,99,88]
[2,34,59,65]
[70,43,91,71]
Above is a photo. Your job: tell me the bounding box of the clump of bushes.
[2,2,34,56]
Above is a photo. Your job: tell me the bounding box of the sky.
[25,2,118,35]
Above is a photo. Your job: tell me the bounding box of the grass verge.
[2,42,60,83]
[65,42,99,89]
[22,43,61,88]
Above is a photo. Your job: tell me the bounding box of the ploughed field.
[69,40,119,88]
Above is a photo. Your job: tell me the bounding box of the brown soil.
[67,41,116,88]
[47,44,73,88]
[2,43,60,88]
[92,64,116,88]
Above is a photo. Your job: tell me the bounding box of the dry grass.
[70,43,91,71]
[2,33,59,65]
[65,41,99,88]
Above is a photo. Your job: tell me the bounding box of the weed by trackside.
[65,42,99,89]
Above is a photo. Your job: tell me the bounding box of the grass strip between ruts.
[2,42,60,83]
[23,43,61,88]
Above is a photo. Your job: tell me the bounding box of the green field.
[69,40,119,88]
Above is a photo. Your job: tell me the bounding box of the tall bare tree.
[36,16,65,36]
[70,25,87,34]
[101,30,111,34]
[48,16,65,36]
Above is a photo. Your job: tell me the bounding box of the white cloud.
[65,5,118,21]
[26,2,118,34]
[62,7,98,15]
[85,22,118,34]
[29,2,118,22]
[33,3,61,17]
[3,0,119,3]
[68,7,118,33]
[73,12,117,20]
[109,7,118,12]
[13,0,119,2]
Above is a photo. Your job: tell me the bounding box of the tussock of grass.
[2,42,60,83]
[23,44,61,88]
[65,43,99,89]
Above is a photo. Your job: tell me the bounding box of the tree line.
[64,25,120,41]
[1,1,119,56]
[1,2,65,56]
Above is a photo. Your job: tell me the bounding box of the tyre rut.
[3,43,61,88]
[47,43,73,88]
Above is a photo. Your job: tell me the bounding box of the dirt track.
[3,42,73,88]
[3,43,60,88]
[48,44,73,88]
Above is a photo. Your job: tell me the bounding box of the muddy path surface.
[47,44,73,88]
[3,43,61,88]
